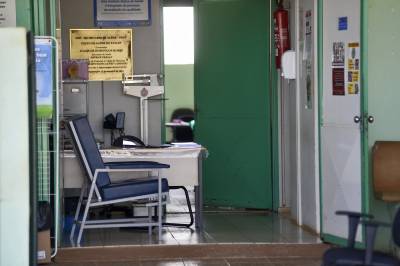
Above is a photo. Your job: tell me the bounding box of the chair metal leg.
[77,200,91,247]
[163,186,194,228]
[148,206,152,237]
[70,184,86,243]
[77,182,96,246]
[158,174,162,241]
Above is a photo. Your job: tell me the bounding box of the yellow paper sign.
[70,29,133,81]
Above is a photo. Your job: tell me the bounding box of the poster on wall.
[62,59,89,80]
[35,38,54,118]
[332,68,345,96]
[95,0,151,27]
[332,42,345,67]
[69,29,133,81]
[346,42,360,95]
[332,41,345,96]
[0,0,16,27]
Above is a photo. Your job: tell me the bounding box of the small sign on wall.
[94,0,151,27]
[338,17,348,31]
[346,42,360,95]
[0,0,16,27]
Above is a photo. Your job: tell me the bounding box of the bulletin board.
[69,29,133,81]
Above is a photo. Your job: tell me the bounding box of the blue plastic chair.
[67,116,170,246]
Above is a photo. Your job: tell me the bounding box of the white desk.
[61,146,206,228]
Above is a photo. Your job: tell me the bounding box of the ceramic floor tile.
[183,259,229,265]
[96,261,141,266]
[169,229,216,245]
[140,259,185,266]
[268,257,321,266]
[51,262,97,266]
[226,258,273,265]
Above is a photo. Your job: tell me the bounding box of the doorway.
[194,0,274,209]
[163,5,195,144]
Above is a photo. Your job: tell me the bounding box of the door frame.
[293,0,321,230]
[317,0,370,245]
[270,0,281,212]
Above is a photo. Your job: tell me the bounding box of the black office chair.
[170,108,194,142]
[322,209,400,266]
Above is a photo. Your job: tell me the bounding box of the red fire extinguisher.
[273,0,290,69]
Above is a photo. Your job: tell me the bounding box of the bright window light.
[163,7,194,65]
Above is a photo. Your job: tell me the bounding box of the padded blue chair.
[67,116,170,246]
[322,210,400,266]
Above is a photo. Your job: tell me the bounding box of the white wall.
[297,0,319,232]
[280,0,298,218]
[281,0,319,233]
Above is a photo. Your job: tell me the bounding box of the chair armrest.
[335,211,373,219]
[104,161,170,169]
[360,220,391,228]
[359,219,391,265]
[335,210,374,248]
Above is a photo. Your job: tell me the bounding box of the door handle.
[354,116,361,123]
[367,116,374,124]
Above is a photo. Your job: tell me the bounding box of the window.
[163,7,194,65]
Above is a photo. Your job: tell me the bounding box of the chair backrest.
[171,108,194,122]
[67,116,111,188]
[392,207,400,247]
[171,108,194,142]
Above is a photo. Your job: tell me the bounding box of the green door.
[363,0,400,251]
[194,0,273,209]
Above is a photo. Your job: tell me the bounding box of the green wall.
[164,64,194,142]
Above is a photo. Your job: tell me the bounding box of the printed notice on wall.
[95,0,151,27]
[346,42,360,95]
[332,68,345,96]
[0,0,16,27]
[332,42,345,67]
[332,41,345,96]
[70,29,133,81]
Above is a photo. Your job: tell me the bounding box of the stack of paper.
[171,142,202,148]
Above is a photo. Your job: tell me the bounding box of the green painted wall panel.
[195,0,272,209]
[366,0,400,252]
[16,0,34,31]
[165,64,194,142]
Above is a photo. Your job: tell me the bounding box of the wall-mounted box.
[62,81,87,115]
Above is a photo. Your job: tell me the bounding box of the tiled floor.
[62,188,320,247]
[55,190,326,265]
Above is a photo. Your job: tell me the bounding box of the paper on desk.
[171,142,202,148]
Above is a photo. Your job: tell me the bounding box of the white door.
[321,0,363,243]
